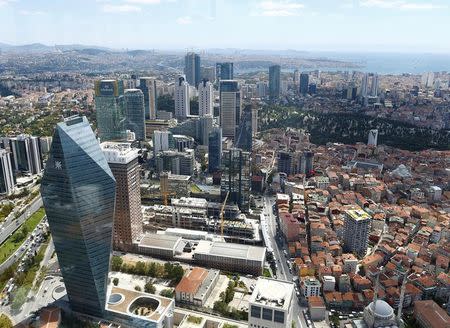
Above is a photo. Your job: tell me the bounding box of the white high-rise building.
[153,130,173,156]
[252,107,258,137]
[219,80,241,140]
[249,277,295,328]
[370,73,379,97]
[139,77,158,120]
[360,73,369,97]
[174,75,190,119]
[198,79,213,117]
[343,209,371,258]
[368,129,378,146]
[256,81,267,98]
[0,149,15,195]
[421,72,435,89]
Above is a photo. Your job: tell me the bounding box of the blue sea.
[301,52,450,75]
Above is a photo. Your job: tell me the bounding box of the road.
[0,214,47,274]
[263,195,308,328]
[0,196,42,245]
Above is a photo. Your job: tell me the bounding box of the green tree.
[111,256,123,271]
[0,314,13,328]
[112,278,119,286]
[11,287,28,312]
[135,261,146,275]
[144,281,156,294]
[134,285,142,291]
[160,288,174,298]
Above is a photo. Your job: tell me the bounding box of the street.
[263,195,308,328]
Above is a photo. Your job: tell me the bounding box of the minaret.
[397,271,410,328]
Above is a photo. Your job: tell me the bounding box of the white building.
[343,209,371,258]
[198,80,213,117]
[342,253,358,274]
[301,277,321,298]
[249,278,295,328]
[153,130,172,155]
[175,75,190,119]
[322,276,336,292]
[0,149,15,195]
[368,129,378,146]
[9,135,42,175]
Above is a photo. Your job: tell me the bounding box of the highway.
[263,195,308,328]
[0,196,42,245]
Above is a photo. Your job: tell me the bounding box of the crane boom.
[220,191,230,237]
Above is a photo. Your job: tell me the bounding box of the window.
[274,310,285,323]
[251,305,261,318]
[262,308,273,321]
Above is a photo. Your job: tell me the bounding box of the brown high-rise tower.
[101,142,143,251]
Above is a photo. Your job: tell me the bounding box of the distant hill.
[0,43,113,54]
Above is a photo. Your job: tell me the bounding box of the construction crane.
[160,171,175,206]
[220,191,230,237]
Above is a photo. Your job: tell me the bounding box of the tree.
[11,287,28,312]
[135,261,146,275]
[111,256,123,272]
[160,288,174,298]
[112,278,119,286]
[134,285,142,291]
[144,281,156,294]
[0,314,13,328]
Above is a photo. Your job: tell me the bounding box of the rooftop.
[175,267,208,294]
[106,287,173,323]
[194,240,266,262]
[414,300,450,328]
[101,142,139,164]
[138,233,182,251]
[249,277,294,311]
[345,209,371,221]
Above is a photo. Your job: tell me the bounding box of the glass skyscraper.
[184,52,201,86]
[208,127,222,173]
[300,73,309,95]
[219,80,241,140]
[139,77,157,120]
[124,88,146,141]
[40,116,116,317]
[216,62,234,82]
[269,65,281,100]
[95,79,127,142]
[235,105,253,152]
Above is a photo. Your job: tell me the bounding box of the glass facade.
[208,127,222,173]
[184,52,201,86]
[269,65,281,99]
[125,89,146,141]
[95,80,127,142]
[139,77,157,120]
[40,116,116,317]
[216,62,234,81]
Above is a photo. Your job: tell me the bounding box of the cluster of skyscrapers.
[269,65,311,99]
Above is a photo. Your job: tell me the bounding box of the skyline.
[0,0,450,52]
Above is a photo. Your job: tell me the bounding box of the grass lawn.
[263,268,272,278]
[0,208,45,264]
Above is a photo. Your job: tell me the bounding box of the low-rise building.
[301,277,321,298]
[136,233,183,258]
[413,300,450,328]
[175,267,219,307]
[308,296,326,321]
[249,277,295,328]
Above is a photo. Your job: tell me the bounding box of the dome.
[369,300,394,318]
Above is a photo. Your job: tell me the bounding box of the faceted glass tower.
[124,88,146,141]
[40,116,116,317]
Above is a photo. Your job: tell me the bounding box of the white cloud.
[125,0,160,4]
[102,4,142,12]
[19,10,46,15]
[0,0,16,7]
[360,0,446,10]
[176,16,192,24]
[253,0,305,17]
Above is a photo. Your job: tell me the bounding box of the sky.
[1,0,450,52]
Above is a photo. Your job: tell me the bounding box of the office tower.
[221,148,251,211]
[40,116,115,317]
[370,73,379,97]
[0,149,14,195]
[343,209,371,258]
[293,69,300,86]
[39,136,52,155]
[361,73,369,97]
[155,150,194,176]
[138,77,157,120]
[101,142,143,252]
[201,66,216,83]
[269,65,281,99]
[198,79,214,117]
[9,135,42,174]
[199,115,213,146]
[256,81,267,98]
[175,75,190,119]
[184,52,201,86]
[124,89,146,141]
[300,151,314,176]
[94,79,126,142]
[277,151,293,176]
[368,129,378,147]
[153,130,174,156]
[421,72,434,89]
[252,107,258,137]
[249,277,295,328]
[219,80,241,140]
[300,73,309,95]
[216,62,234,82]
[235,105,253,152]
[308,84,317,95]
[208,127,222,173]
